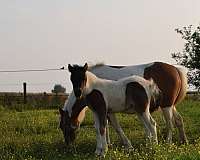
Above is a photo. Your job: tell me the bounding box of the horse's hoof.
[100,153,106,158]
[95,148,108,158]
[153,139,158,145]
[180,139,188,145]
[166,138,173,144]
[95,149,101,156]
[125,146,134,152]
[95,152,106,159]
[108,143,113,148]
[123,144,133,150]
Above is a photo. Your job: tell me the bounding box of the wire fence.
[0,66,70,109]
[0,92,69,109]
[0,91,199,110]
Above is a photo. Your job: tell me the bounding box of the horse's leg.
[108,113,133,149]
[101,128,108,157]
[137,113,151,141]
[137,111,158,144]
[93,112,108,157]
[149,114,158,143]
[93,112,102,156]
[162,106,174,143]
[173,107,188,144]
[106,119,111,146]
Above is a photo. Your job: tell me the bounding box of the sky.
[0,0,200,93]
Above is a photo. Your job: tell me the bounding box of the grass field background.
[0,99,200,159]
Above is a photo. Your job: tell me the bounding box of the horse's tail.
[174,65,188,105]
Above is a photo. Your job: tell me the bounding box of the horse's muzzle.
[74,89,82,98]
[64,128,77,145]
[64,134,75,145]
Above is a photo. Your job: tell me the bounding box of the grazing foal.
[67,63,161,156]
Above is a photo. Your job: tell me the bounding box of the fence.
[186,91,200,101]
[0,92,68,109]
[0,91,199,110]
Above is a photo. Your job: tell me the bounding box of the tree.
[52,84,66,94]
[172,25,200,90]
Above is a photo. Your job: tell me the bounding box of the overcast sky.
[0,0,200,93]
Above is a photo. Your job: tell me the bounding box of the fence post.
[23,82,27,104]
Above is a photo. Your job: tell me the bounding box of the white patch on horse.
[63,91,76,117]
[162,106,174,143]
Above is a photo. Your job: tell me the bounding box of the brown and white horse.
[67,63,162,156]
[59,62,188,148]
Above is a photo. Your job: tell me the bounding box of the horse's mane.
[71,64,83,69]
[88,62,105,71]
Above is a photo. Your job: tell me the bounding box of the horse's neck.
[85,71,112,93]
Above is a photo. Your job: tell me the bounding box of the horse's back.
[90,63,154,80]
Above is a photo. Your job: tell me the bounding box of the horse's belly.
[107,97,126,113]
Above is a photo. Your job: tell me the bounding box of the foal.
[67,63,161,156]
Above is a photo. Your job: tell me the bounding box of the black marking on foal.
[125,82,149,114]
[86,90,107,136]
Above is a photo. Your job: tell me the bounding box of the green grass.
[0,99,200,159]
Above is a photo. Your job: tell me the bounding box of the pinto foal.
[67,63,161,156]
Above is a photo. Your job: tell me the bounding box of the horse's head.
[59,95,87,145]
[59,108,77,145]
[68,63,88,99]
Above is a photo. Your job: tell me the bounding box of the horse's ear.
[83,63,88,71]
[68,64,73,72]
[59,107,65,115]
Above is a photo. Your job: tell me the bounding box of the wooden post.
[23,82,27,104]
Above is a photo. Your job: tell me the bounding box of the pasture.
[0,98,200,159]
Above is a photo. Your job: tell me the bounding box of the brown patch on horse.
[70,98,87,126]
[86,90,107,136]
[125,82,149,114]
[144,62,181,108]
